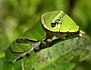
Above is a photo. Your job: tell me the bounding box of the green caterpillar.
[5,10,83,63]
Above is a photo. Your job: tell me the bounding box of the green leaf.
[14,60,24,70]
[23,35,91,70]
[2,60,14,70]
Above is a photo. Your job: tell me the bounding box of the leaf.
[23,35,91,70]
[2,60,14,70]
[14,60,24,70]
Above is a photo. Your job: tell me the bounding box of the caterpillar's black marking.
[8,38,42,63]
[51,22,58,28]
[51,12,65,28]
[16,38,40,44]
[9,46,24,55]
[59,12,65,19]
[10,39,41,55]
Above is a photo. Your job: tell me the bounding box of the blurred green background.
[0,0,91,70]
